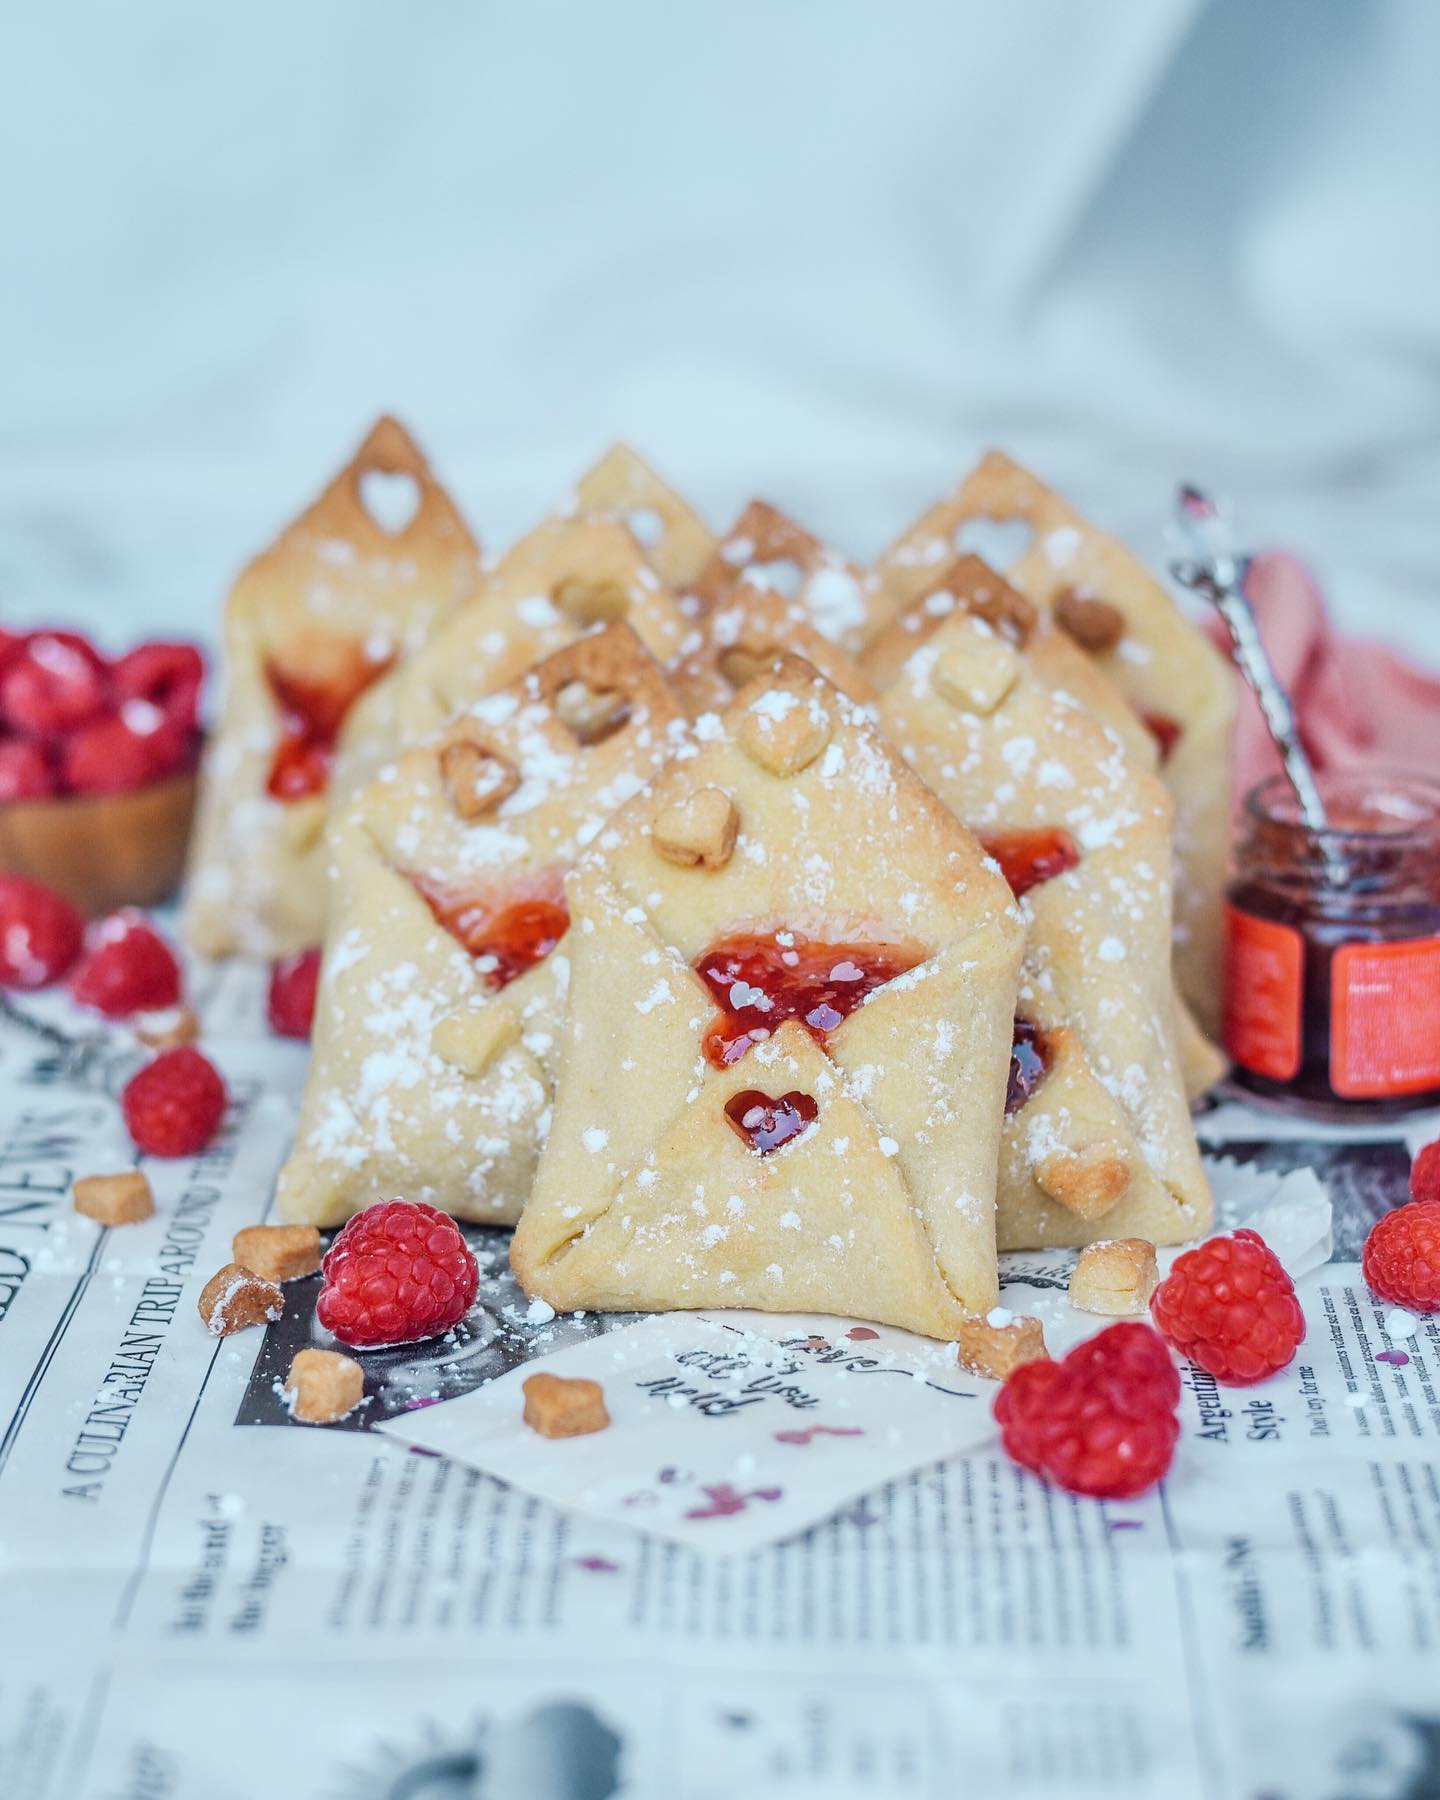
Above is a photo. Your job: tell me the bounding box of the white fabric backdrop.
[2,0,1437,657]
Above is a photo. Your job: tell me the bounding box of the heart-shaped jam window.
[725,1089,818,1154]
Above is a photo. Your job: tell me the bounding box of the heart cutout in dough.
[952,514,1034,570]
[359,468,421,535]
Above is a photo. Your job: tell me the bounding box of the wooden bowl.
[0,772,198,916]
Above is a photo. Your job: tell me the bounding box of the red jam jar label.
[1330,936,1440,1098]
[1224,904,1303,1081]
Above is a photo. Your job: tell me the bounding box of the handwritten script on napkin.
[377,1310,996,1552]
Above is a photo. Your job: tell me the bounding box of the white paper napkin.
[376,1311,997,1553]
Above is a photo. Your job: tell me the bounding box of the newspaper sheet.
[1,956,1438,1800]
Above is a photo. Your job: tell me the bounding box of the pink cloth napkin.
[1210,551,1440,804]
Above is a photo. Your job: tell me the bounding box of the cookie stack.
[187,421,1235,1348]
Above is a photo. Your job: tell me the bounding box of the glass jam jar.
[1224,770,1440,1117]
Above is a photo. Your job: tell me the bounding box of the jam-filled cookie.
[512,657,1024,1338]
[875,451,1235,1033]
[184,416,481,957]
[277,624,684,1228]
[329,513,692,807]
[687,499,883,656]
[570,441,717,591]
[670,557,875,718]
[875,560,1213,1249]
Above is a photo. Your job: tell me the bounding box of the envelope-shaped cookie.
[869,555,1222,1104]
[670,566,875,716]
[571,442,717,590]
[330,514,692,807]
[689,501,883,655]
[511,658,1025,1337]
[183,416,482,957]
[276,625,685,1228]
[875,578,1213,1249]
[875,450,1235,1032]
[865,554,1159,771]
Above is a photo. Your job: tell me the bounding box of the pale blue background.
[3,0,1437,656]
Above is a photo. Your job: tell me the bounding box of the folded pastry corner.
[328,514,693,809]
[689,500,884,656]
[875,450,1235,1032]
[875,566,1213,1250]
[571,442,717,591]
[276,623,685,1229]
[670,565,876,716]
[511,656,1025,1337]
[183,415,482,957]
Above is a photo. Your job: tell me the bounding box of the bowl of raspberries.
[0,627,205,914]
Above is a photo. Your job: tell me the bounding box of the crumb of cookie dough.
[134,1005,200,1050]
[1068,1238,1159,1317]
[522,1372,611,1438]
[283,1348,364,1424]
[233,1223,322,1284]
[198,1262,283,1336]
[73,1171,154,1226]
[952,1311,1047,1379]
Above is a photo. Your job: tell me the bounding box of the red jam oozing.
[267,733,332,801]
[1142,711,1182,764]
[981,829,1081,899]
[695,933,923,1067]
[265,647,394,801]
[1006,1018,1054,1114]
[725,1089,818,1153]
[413,876,569,990]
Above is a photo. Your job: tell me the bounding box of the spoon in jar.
[1169,484,1331,835]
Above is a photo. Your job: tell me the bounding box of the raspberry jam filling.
[725,1089,818,1153]
[695,932,923,1067]
[1006,1018,1054,1114]
[981,829,1081,899]
[412,875,569,991]
[265,648,394,801]
[1142,711,1182,763]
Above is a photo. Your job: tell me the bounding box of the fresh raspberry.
[61,711,162,794]
[267,947,321,1039]
[122,1046,227,1157]
[0,873,84,988]
[0,629,27,672]
[994,1321,1180,1499]
[117,698,196,779]
[1362,1202,1440,1313]
[1150,1227,1304,1384]
[112,642,204,732]
[317,1199,479,1349]
[1411,1140,1440,1206]
[0,632,107,735]
[0,738,55,801]
[70,910,183,1017]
